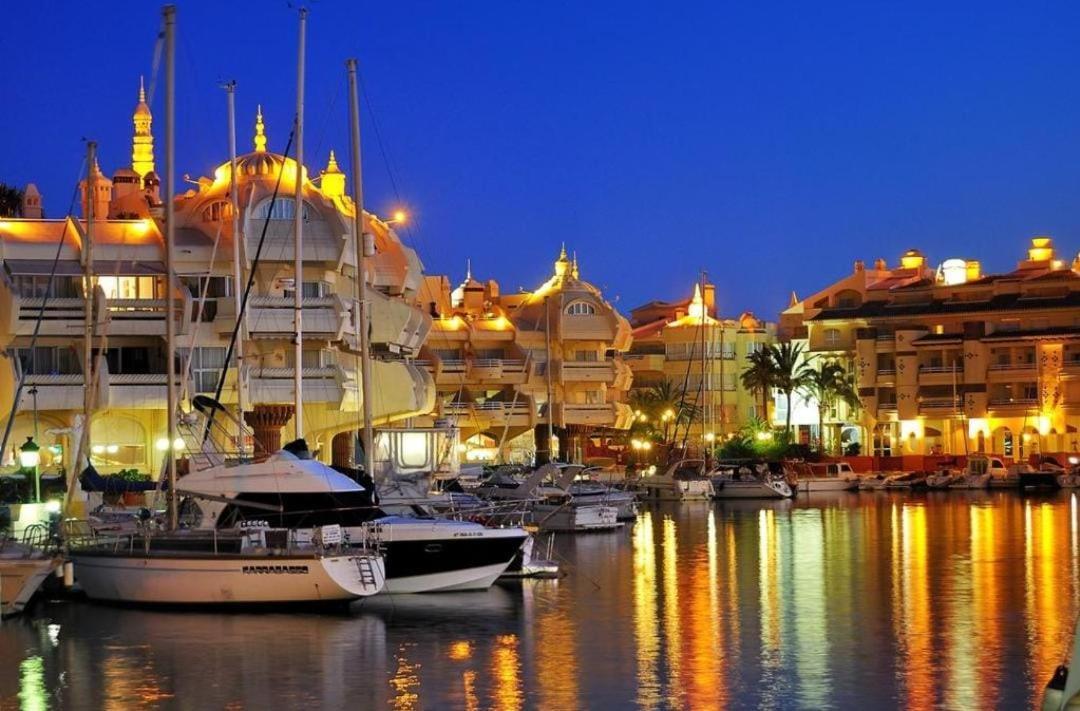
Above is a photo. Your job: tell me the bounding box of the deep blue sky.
[3,1,1080,320]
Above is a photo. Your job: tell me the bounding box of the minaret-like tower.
[320,150,345,198]
[132,76,155,179]
[254,104,267,152]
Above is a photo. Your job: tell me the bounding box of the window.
[104,347,154,375]
[746,342,763,357]
[13,275,79,298]
[97,276,161,300]
[824,328,841,348]
[583,390,603,404]
[723,374,737,391]
[747,404,758,420]
[1021,383,1038,401]
[201,200,232,222]
[721,343,736,360]
[565,301,596,316]
[16,346,79,376]
[573,350,598,362]
[284,281,331,299]
[190,347,227,393]
[252,198,320,221]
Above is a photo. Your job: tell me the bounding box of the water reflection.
[2,493,1078,709]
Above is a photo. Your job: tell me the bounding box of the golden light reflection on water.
[970,502,1000,707]
[758,509,781,665]
[389,644,421,711]
[661,516,683,707]
[535,592,579,710]
[102,644,174,710]
[490,634,523,711]
[900,504,933,710]
[1025,500,1070,683]
[632,511,661,709]
[791,511,828,708]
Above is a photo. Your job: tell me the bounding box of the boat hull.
[530,504,622,532]
[639,479,713,501]
[712,480,793,499]
[372,527,528,592]
[70,552,384,604]
[0,555,58,617]
[797,478,858,493]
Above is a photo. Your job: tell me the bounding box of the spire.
[254,105,267,153]
[688,282,707,321]
[131,76,155,178]
[789,291,799,308]
[571,251,579,279]
[320,149,345,198]
[466,258,473,281]
[554,244,571,277]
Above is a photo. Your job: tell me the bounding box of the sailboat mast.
[347,58,375,479]
[163,4,178,529]
[545,297,554,462]
[292,7,307,441]
[700,270,708,447]
[225,81,246,458]
[82,141,96,473]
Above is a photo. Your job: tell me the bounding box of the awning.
[4,259,166,276]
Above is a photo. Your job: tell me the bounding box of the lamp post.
[20,436,41,503]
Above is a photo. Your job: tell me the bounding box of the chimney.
[703,283,716,315]
[854,259,865,272]
[21,183,43,219]
[966,260,981,281]
[874,258,887,270]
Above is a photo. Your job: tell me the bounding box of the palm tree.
[741,347,776,423]
[0,183,22,218]
[798,359,860,453]
[769,341,811,437]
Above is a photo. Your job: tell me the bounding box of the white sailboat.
[638,458,714,501]
[66,6,386,606]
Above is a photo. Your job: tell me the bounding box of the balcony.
[989,396,1039,408]
[227,296,348,341]
[624,353,665,373]
[465,358,529,384]
[21,373,88,410]
[557,402,619,426]
[247,366,343,405]
[559,361,616,383]
[878,401,898,412]
[919,397,960,411]
[105,372,189,409]
[988,362,1037,372]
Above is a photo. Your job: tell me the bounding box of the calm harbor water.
[2,491,1078,709]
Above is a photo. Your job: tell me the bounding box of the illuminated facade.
[0,83,433,476]
[789,238,1080,459]
[627,282,775,442]
[414,249,634,464]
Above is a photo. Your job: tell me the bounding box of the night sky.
[2,1,1079,321]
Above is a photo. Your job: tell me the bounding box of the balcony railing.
[989,397,1038,406]
[919,397,959,408]
[879,402,898,411]
[919,365,959,374]
[988,362,1036,371]
[876,368,896,376]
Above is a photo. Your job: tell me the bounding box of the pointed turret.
[132,76,155,179]
[321,149,345,198]
[554,244,571,277]
[254,105,267,153]
[571,251,580,279]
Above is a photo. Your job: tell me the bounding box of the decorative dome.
[134,76,151,118]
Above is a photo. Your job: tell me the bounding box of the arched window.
[201,200,232,222]
[252,198,321,221]
[565,301,596,316]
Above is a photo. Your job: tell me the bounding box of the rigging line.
[0,155,87,464]
[309,75,343,168]
[359,74,420,246]
[146,25,165,106]
[203,128,297,445]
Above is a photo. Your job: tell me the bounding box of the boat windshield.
[217,491,381,529]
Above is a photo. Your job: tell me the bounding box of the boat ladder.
[356,556,379,590]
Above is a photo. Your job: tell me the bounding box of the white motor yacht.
[475,464,622,532]
[175,441,529,594]
[793,462,859,493]
[711,463,793,499]
[638,459,714,501]
[565,467,640,520]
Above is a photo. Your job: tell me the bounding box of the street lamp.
[20,436,41,502]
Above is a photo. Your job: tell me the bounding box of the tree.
[0,183,22,218]
[769,341,811,436]
[798,359,860,453]
[741,347,777,424]
[628,379,702,445]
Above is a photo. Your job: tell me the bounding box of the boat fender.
[62,561,74,588]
